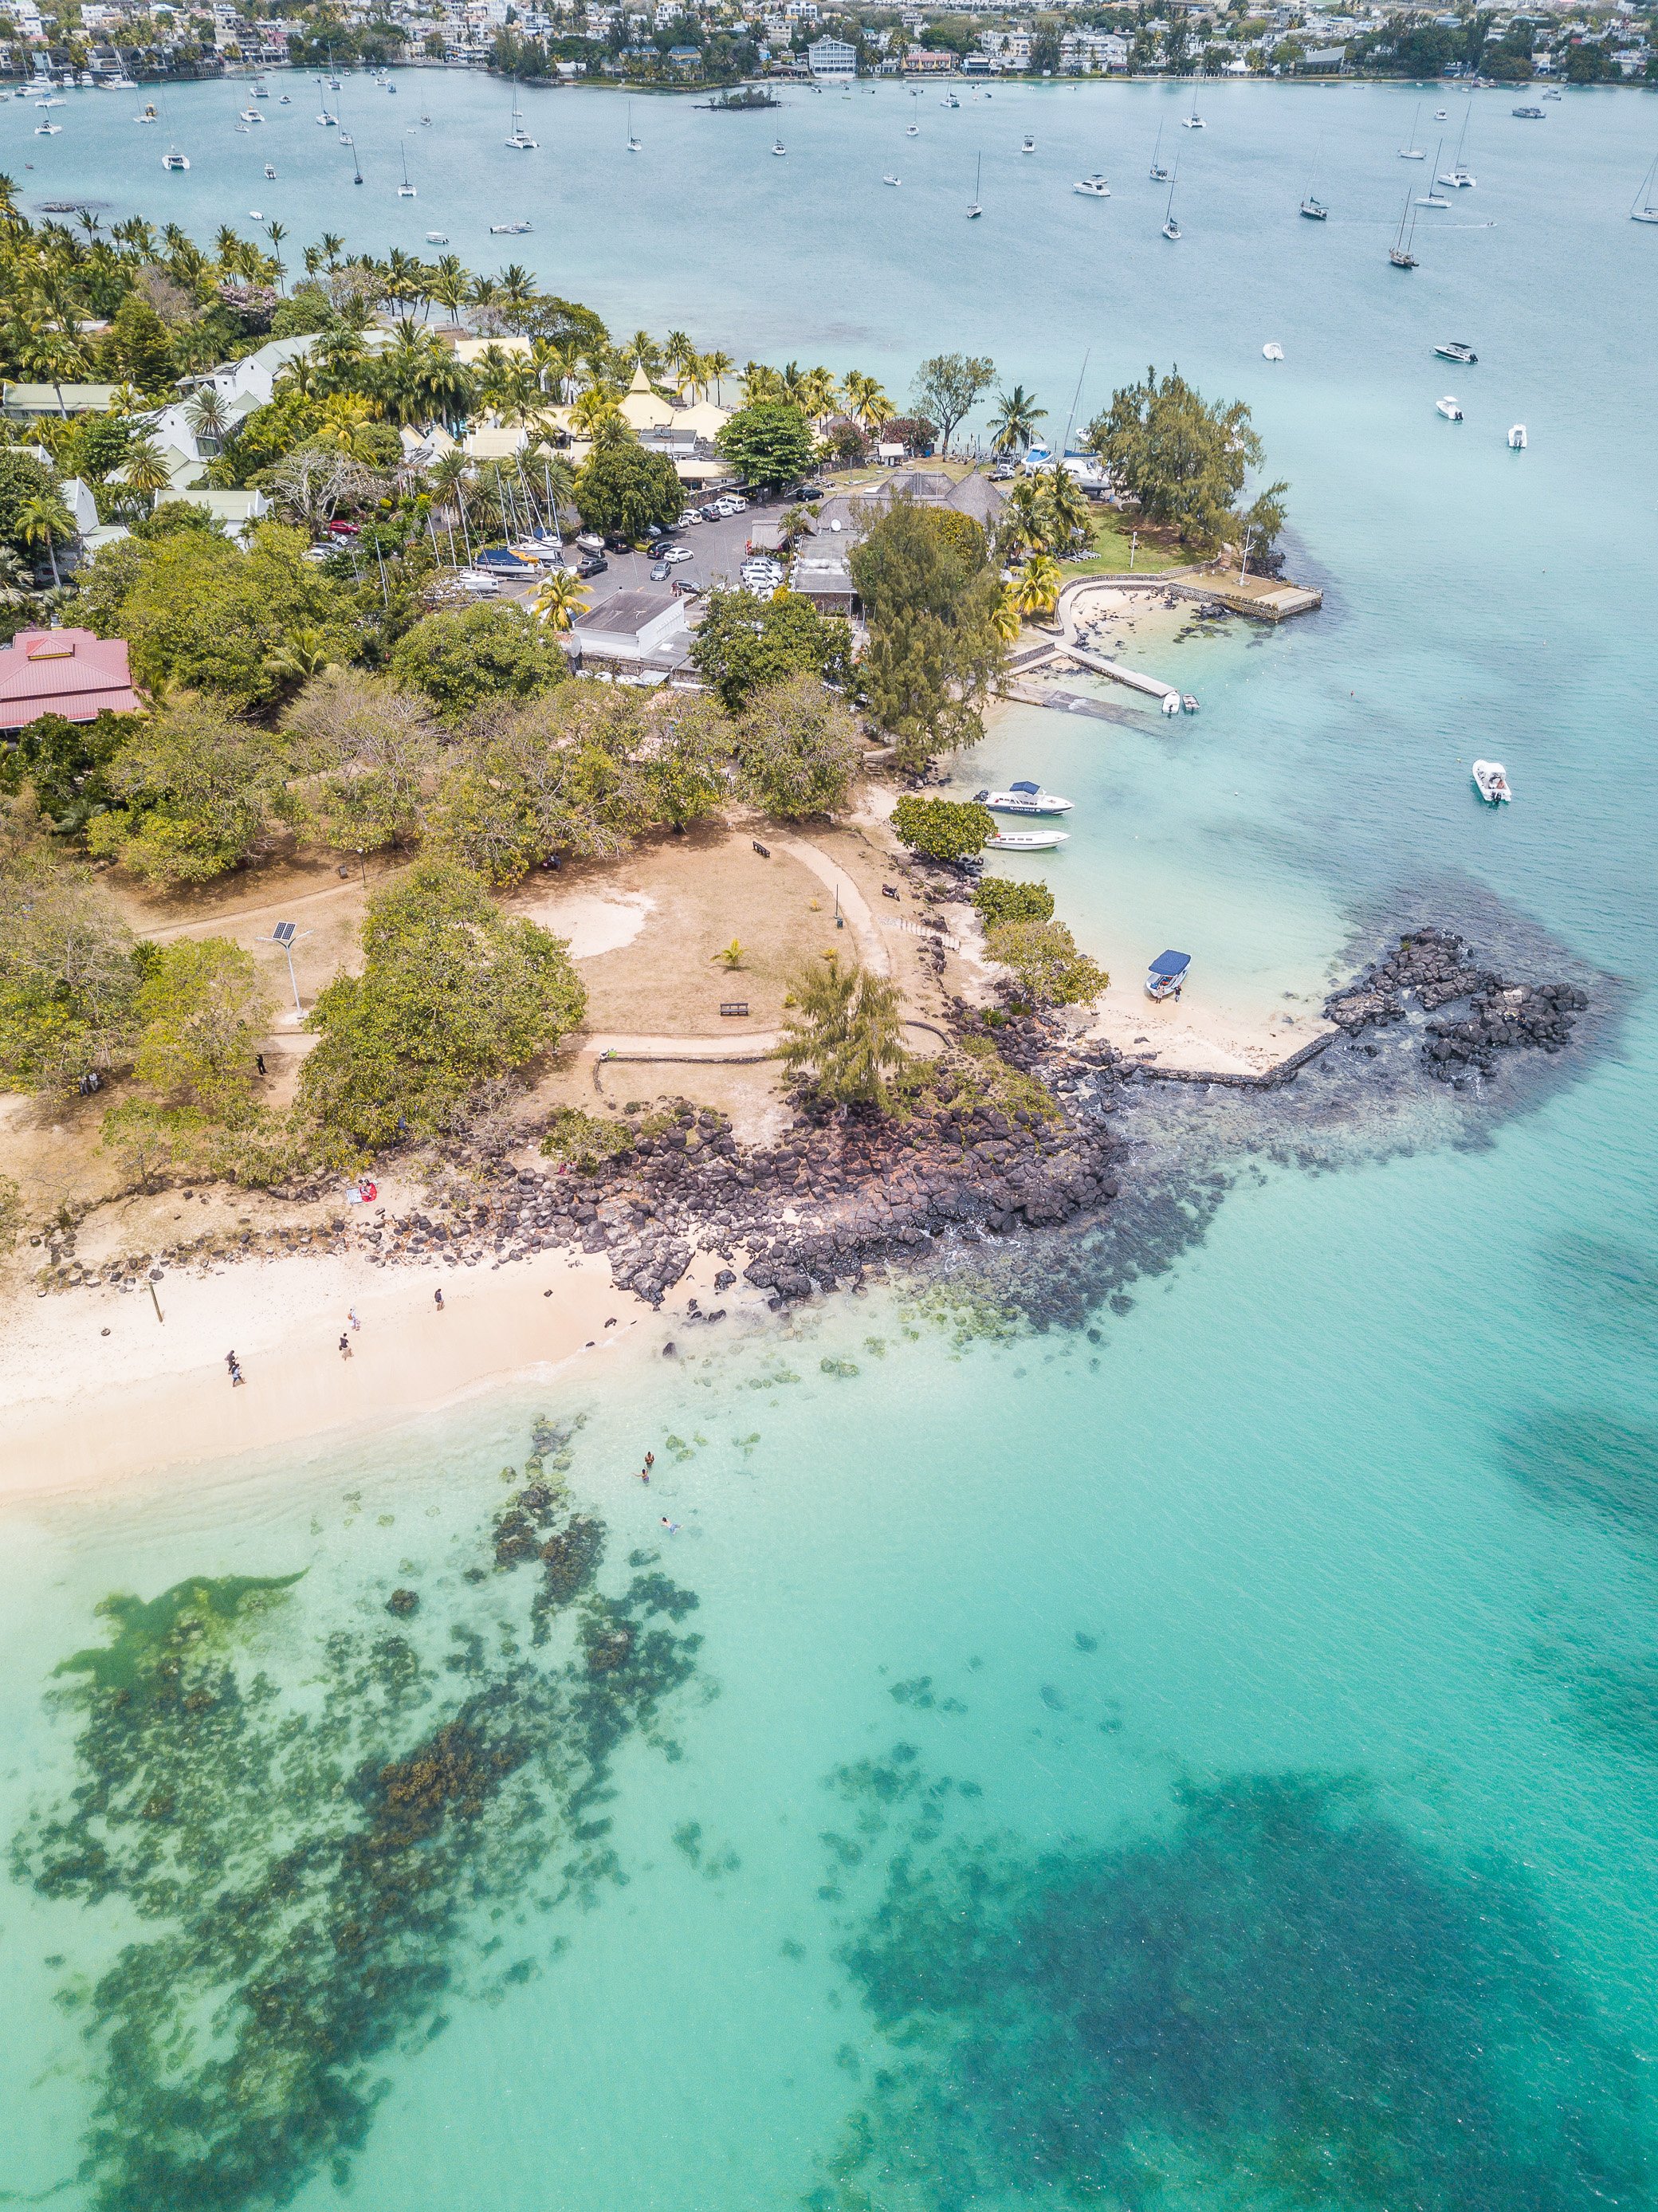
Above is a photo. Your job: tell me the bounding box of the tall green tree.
[851,502,1006,771]
[735,672,862,819]
[715,400,816,491]
[86,700,292,886]
[910,354,996,456]
[284,670,438,854]
[131,937,271,1119]
[391,601,567,724]
[299,858,587,1146]
[1084,366,1289,558]
[0,809,139,1090]
[571,420,683,542]
[430,699,651,885]
[690,587,851,710]
[778,953,909,1112]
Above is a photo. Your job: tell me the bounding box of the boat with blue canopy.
[1145,950,1192,1000]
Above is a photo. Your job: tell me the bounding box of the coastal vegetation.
[852,505,1006,772]
[1085,367,1289,564]
[891,796,995,864]
[779,953,910,1110]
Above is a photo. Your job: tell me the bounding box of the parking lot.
[486,493,792,619]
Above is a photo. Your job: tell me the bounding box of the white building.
[808,33,855,73]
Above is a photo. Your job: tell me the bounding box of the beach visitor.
[338,1333,352,1361]
[644,1451,655,1471]
[661,1517,680,1534]
[348,1306,360,1332]
[256,1053,267,1076]
[434,1287,445,1310]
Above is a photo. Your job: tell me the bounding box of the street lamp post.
[263,921,313,1020]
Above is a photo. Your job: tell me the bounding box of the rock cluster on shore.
[1325,928,1587,1082]
[29,925,1593,1316]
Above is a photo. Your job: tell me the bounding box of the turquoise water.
[6,74,1658,2212]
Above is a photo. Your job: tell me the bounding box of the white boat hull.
[1471,759,1511,803]
[986,830,1069,851]
[976,789,1073,816]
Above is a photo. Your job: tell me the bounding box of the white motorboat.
[1073,174,1111,198]
[1145,950,1191,1000]
[975,782,1074,817]
[1435,339,1477,364]
[136,102,159,120]
[162,147,189,169]
[1511,104,1544,119]
[882,173,901,187]
[906,121,918,137]
[279,92,291,104]
[426,230,449,242]
[1021,135,1035,153]
[1434,108,1448,119]
[772,138,786,155]
[488,219,532,234]
[986,828,1069,851]
[264,163,276,179]
[1262,342,1285,361]
[248,208,262,221]
[1471,759,1511,803]
[1436,395,1464,421]
[1508,423,1527,449]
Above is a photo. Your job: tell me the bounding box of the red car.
[325,519,361,537]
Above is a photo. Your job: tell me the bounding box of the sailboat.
[1149,118,1171,182]
[772,136,786,155]
[627,100,641,152]
[1299,148,1328,218]
[1438,103,1475,188]
[350,139,363,185]
[505,96,536,150]
[398,143,416,196]
[1388,193,1418,269]
[906,90,919,136]
[1631,154,1658,223]
[1398,100,1425,158]
[1416,139,1450,206]
[1181,85,1204,128]
[967,152,983,218]
[1161,167,1181,240]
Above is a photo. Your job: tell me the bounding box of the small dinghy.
[1471,760,1511,804]
[1508,423,1526,450]
[1145,950,1192,1000]
[1436,395,1464,422]
[985,828,1069,851]
[975,781,1073,817]
[1262,342,1284,361]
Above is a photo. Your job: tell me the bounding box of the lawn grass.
[1060,513,1188,578]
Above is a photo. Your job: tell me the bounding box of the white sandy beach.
[0,1241,731,1503]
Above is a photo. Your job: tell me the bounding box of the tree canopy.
[390,600,567,724]
[851,503,1005,772]
[778,954,909,1111]
[910,356,996,455]
[735,672,863,819]
[300,858,587,1147]
[715,401,816,492]
[983,917,1108,1008]
[572,425,684,542]
[690,587,851,711]
[0,808,139,1091]
[890,795,995,863]
[1084,367,1289,560]
[85,700,293,886]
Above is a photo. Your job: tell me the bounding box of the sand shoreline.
[0,1241,730,1505]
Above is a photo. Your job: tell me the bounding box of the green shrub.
[890,795,993,862]
[972,878,1055,928]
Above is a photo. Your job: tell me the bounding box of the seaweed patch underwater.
[8,1417,704,2212]
[812,1767,1650,2212]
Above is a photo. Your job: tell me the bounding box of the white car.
[725,497,748,513]
[705,499,738,519]
[676,509,701,527]
[661,545,693,564]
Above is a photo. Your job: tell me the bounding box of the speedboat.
[1299,194,1328,220]
[1073,175,1111,198]
[488,220,532,234]
[1145,950,1191,1001]
[1507,423,1527,450]
[975,783,1074,817]
[882,173,901,187]
[1435,340,1477,364]
[1262,342,1285,361]
[1434,108,1448,119]
[1436,396,1464,421]
[1511,104,1544,119]
[772,138,786,155]
[1471,760,1511,803]
[986,827,1068,851]
[279,92,291,104]
[1022,135,1035,153]
[426,229,449,242]
[136,102,158,121]
[264,163,276,179]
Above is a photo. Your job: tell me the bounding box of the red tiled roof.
[0,627,139,727]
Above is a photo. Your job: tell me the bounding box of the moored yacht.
[974,782,1074,817]
[1299,194,1328,219]
[1471,760,1511,803]
[986,827,1068,851]
[1073,174,1110,197]
[1436,395,1464,421]
[1434,339,1478,363]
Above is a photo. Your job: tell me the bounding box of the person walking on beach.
[348,1306,360,1333]
[434,1287,445,1311]
[227,1353,246,1387]
[338,1332,352,1361]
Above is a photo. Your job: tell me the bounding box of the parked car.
[325,518,360,536]
[650,560,670,581]
[675,509,701,528]
[724,497,748,513]
[572,552,608,579]
[660,545,692,565]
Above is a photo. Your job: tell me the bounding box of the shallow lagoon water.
[5,73,1658,2212]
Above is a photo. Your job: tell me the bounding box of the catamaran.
[162,145,188,170]
[505,97,536,150]
[1181,87,1204,128]
[1438,103,1475,187]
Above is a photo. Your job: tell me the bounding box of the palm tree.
[119,436,175,508]
[1012,552,1063,620]
[701,349,734,406]
[990,583,1024,646]
[185,384,234,452]
[319,230,346,268]
[840,371,894,429]
[426,265,468,328]
[497,264,536,328]
[741,359,782,406]
[1000,474,1051,557]
[620,328,660,377]
[660,328,697,394]
[531,567,589,629]
[263,219,288,293]
[16,489,77,587]
[14,325,84,417]
[568,387,619,439]
[1041,466,1094,555]
[988,383,1046,455]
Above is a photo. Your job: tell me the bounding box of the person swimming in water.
[660,1517,680,1534]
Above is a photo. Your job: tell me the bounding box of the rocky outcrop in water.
[1326,926,1588,1082]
